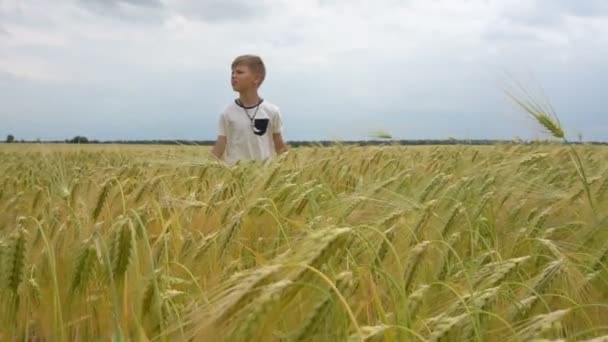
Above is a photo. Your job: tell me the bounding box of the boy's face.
[231,64,261,92]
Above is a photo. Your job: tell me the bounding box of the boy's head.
[231,54,266,92]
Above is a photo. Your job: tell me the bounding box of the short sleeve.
[272,107,283,134]
[218,112,228,136]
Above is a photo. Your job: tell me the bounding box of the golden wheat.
[0,143,607,341]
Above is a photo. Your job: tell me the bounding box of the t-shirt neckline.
[235,98,264,109]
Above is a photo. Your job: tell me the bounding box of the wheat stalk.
[111,219,135,281]
[427,313,468,342]
[403,241,431,294]
[294,271,355,341]
[69,242,97,296]
[3,227,27,293]
[347,324,391,341]
[92,181,111,220]
[230,279,292,341]
[406,284,430,323]
[208,264,282,325]
[504,81,596,217]
[517,309,569,340]
[579,335,608,342]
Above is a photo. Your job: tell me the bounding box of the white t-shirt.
[218,99,283,166]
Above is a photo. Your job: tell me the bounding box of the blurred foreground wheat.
[1,143,608,341]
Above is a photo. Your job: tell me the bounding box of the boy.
[211,55,287,165]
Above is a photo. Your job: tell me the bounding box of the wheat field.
[1,143,607,341]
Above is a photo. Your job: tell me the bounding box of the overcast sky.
[1,0,607,141]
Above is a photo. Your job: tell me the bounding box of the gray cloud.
[0,2,50,28]
[545,0,608,17]
[483,1,608,46]
[504,0,608,28]
[77,0,167,23]
[0,71,19,82]
[75,0,265,24]
[174,0,266,22]
[482,29,536,43]
[79,0,163,9]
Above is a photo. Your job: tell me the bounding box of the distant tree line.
[3,134,607,146]
[68,136,90,143]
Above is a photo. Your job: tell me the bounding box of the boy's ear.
[254,73,263,86]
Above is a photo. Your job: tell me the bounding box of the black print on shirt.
[253,118,269,136]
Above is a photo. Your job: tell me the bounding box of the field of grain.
[1,143,607,341]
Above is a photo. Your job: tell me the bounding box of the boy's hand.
[211,135,227,160]
[273,133,288,154]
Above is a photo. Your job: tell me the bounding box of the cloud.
[537,0,608,18]
[0,71,19,82]
[76,0,271,23]
[170,0,269,22]
[501,0,608,28]
[76,0,166,23]
[79,0,164,11]
[0,0,607,141]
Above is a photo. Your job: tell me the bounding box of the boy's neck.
[238,90,262,107]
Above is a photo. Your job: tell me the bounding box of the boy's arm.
[211,135,227,160]
[272,108,287,155]
[212,111,228,160]
[273,133,288,154]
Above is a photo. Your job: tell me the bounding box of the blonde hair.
[231,54,266,86]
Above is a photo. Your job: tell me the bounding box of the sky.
[1,0,607,142]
